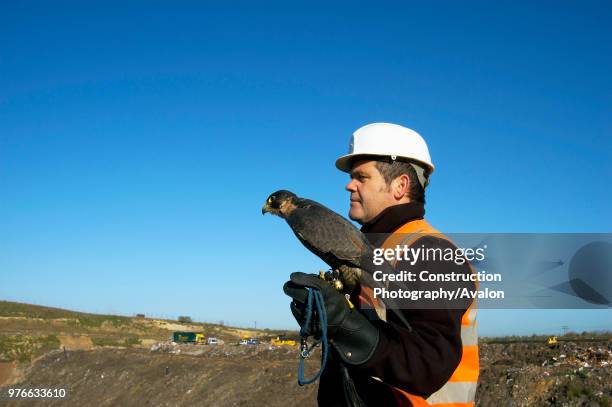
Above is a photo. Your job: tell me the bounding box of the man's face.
[345,160,394,225]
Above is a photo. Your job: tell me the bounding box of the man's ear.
[392,174,410,200]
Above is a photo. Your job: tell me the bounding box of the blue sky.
[1,2,610,335]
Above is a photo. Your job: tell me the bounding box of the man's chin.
[348,210,364,225]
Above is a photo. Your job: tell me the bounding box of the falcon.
[262,190,410,327]
[262,190,371,293]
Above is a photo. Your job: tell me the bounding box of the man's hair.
[375,159,426,204]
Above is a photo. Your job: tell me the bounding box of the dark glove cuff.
[331,313,380,365]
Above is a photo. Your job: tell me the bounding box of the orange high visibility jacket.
[358,218,479,407]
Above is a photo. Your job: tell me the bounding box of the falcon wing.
[286,199,369,269]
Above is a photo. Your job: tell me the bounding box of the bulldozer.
[547,336,559,349]
[272,335,297,346]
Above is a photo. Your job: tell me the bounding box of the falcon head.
[262,190,298,219]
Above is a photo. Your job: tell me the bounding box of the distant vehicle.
[272,335,296,346]
[173,332,206,344]
[239,337,259,345]
[207,337,218,345]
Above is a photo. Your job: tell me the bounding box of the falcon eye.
[267,197,273,204]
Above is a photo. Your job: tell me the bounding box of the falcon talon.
[317,269,347,295]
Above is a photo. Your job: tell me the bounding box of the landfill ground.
[0,301,610,406]
[476,339,611,406]
[1,344,319,407]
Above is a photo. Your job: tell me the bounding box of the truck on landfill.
[173,332,206,344]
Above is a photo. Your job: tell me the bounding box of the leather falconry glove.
[283,272,379,365]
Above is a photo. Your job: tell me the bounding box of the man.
[284,123,479,406]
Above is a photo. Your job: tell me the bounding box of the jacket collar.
[360,202,425,235]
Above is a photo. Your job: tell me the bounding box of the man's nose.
[345,179,357,192]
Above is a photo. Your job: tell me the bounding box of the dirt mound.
[5,347,318,406]
[0,361,17,386]
[57,335,93,351]
[150,320,202,332]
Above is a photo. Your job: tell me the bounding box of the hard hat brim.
[335,153,435,174]
[335,154,356,173]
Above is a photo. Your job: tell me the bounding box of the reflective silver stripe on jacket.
[427,381,478,404]
[461,323,478,347]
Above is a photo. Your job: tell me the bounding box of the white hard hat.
[335,122,434,187]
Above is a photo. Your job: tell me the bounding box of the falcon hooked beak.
[261,200,274,215]
[262,190,298,219]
